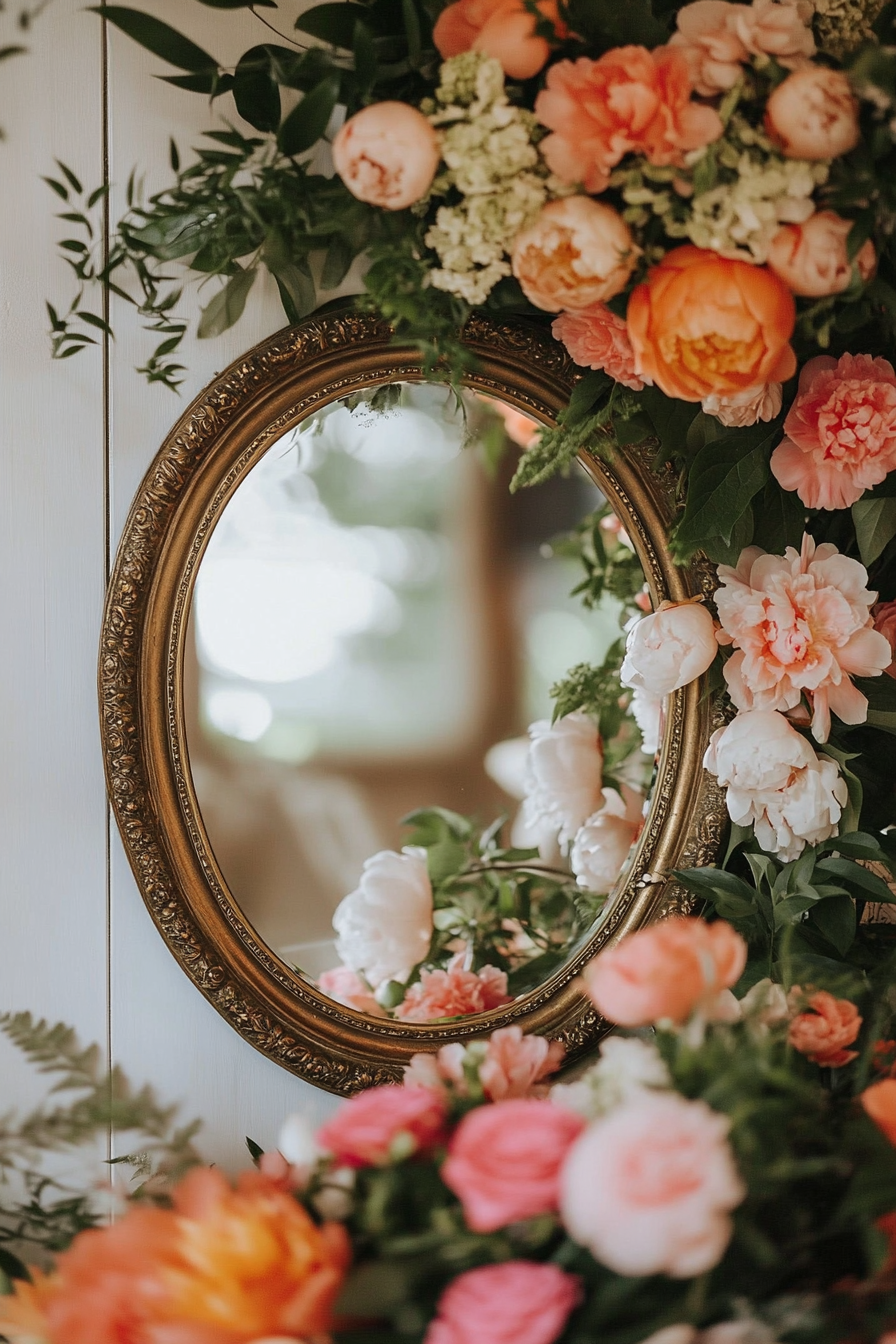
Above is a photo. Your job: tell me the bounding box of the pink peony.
[670,0,814,96]
[570,786,644,895]
[424,1261,582,1344]
[395,957,512,1022]
[560,1092,745,1277]
[788,988,862,1066]
[583,916,747,1027]
[714,534,892,741]
[765,66,860,160]
[552,304,646,390]
[318,966,386,1017]
[702,382,783,428]
[478,1027,566,1101]
[873,600,896,678]
[317,1085,447,1167]
[441,1098,585,1231]
[768,211,876,299]
[771,354,896,510]
[332,102,440,210]
[511,197,639,313]
[620,600,719,699]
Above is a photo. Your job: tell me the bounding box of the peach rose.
[873,600,896,677]
[332,102,440,210]
[788,989,862,1066]
[535,48,722,194]
[441,1098,586,1231]
[621,599,719,699]
[861,1078,896,1144]
[771,353,896,511]
[768,211,876,299]
[317,1085,447,1166]
[702,382,783,427]
[433,0,567,80]
[318,965,386,1016]
[560,1092,745,1277]
[512,197,639,313]
[395,957,512,1021]
[583,916,747,1027]
[714,533,892,742]
[765,66,860,160]
[627,246,797,402]
[552,303,646,389]
[424,1261,582,1344]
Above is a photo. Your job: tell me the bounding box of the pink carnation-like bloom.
[403,1028,564,1100]
[318,966,386,1017]
[771,354,896,510]
[317,1085,447,1168]
[395,956,512,1022]
[873,599,896,678]
[714,533,892,742]
[442,1098,585,1232]
[552,304,646,389]
[424,1261,582,1344]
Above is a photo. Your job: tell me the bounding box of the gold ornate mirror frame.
[100,308,726,1094]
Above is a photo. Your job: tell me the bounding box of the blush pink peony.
[670,0,815,96]
[317,1085,447,1167]
[570,786,644,895]
[332,102,440,210]
[765,66,860,160]
[441,1098,585,1231]
[873,599,896,677]
[333,847,433,990]
[552,304,646,389]
[560,1092,745,1277]
[714,534,892,741]
[424,1261,582,1344]
[511,197,639,313]
[771,353,896,510]
[620,600,719,699]
[767,211,876,299]
[583,916,747,1027]
[788,989,862,1066]
[702,382,783,428]
[521,711,604,851]
[394,957,512,1022]
[317,966,386,1017]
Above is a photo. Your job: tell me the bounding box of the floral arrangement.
[5,916,896,1344]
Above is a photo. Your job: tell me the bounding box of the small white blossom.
[551,1035,671,1119]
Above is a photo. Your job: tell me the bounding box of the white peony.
[630,685,663,756]
[520,712,604,851]
[703,710,847,861]
[570,786,644,894]
[621,600,718,699]
[552,1035,671,1120]
[332,847,433,988]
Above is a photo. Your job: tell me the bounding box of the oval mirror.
[101,309,725,1093]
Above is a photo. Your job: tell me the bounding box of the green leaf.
[566,370,611,424]
[639,387,699,463]
[427,839,467,884]
[233,47,281,133]
[93,8,219,71]
[161,70,234,95]
[855,673,896,732]
[810,891,857,954]
[277,75,341,156]
[353,19,378,95]
[321,234,356,290]
[673,424,777,557]
[751,476,806,555]
[294,3,371,49]
[245,1136,264,1161]
[852,495,896,566]
[816,856,895,901]
[402,0,422,65]
[197,267,257,339]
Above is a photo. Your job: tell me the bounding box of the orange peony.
[433,0,567,80]
[862,1077,896,1145]
[627,246,797,401]
[788,990,862,1067]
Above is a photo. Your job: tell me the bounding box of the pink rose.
[771,353,896,510]
[715,534,892,742]
[511,198,639,313]
[788,988,862,1066]
[395,957,512,1022]
[317,1085,447,1167]
[441,1099,585,1231]
[552,304,646,390]
[620,600,718,699]
[560,1092,745,1277]
[873,600,896,677]
[318,966,386,1017]
[768,211,876,299]
[424,1261,582,1344]
[478,1027,566,1101]
[332,102,440,210]
[765,66,860,160]
[702,382,783,427]
[583,916,747,1027]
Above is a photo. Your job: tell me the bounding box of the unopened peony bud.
[620,601,717,699]
[333,102,440,210]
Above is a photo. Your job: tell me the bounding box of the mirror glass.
[184,382,658,1022]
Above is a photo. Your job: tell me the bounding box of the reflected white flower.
[277,1113,322,1169]
[551,1035,671,1120]
[570,786,644,895]
[631,685,663,755]
[520,712,604,851]
[333,847,433,988]
[621,601,718,699]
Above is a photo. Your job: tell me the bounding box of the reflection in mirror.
[185,382,657,1023]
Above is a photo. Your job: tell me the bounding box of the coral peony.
[703,710,847,861]
[536,48,722,194]
[714,534,891,741]
[621,599,718,699]
[570,785,644,895]
[561,1092,745,1277]
[433,0,567,80]
[332,102,440,210]
[583,916,747,1027]
[768,211,876,299]
[771,353,896,510]
[395,957,512,1021]
[702,382,783,427]
[520,711,604,851]
[442,1098,585,1231]
[512,197,639,312]
[317,1084,447,1167]
[627,246,796,402]
[861,1078,896,1144]
[788,989,862,1066]
[333,847,433,989]
[318,965,386,1016]
[424,1261,582,1344]
[766,66,860,160]
[552,303,646,389]
[873,600,896,677]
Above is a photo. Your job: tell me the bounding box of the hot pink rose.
[788,989,862,1066]
[768,211,876,299]
[560,1092,745,1277]
[318,966,386,1017]
[765,66,860,160]
[715,534,892,741]
[441,1099,585,1231]
[511,198,639,313]
[395,957,512,1022]
[424,1261,582,1344]
[332,102,440,210]
[771,353,896,510]
[317,1085,447,1167]
[583,916,747,1027]
[873,600,896,678]
[479,1027,566,1100]
[552,304,646,390]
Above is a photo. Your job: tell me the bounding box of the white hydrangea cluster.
[422,53,556,305]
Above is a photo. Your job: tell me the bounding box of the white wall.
[0,0,340,1172]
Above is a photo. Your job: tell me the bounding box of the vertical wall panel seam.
[101,6,113,1171]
